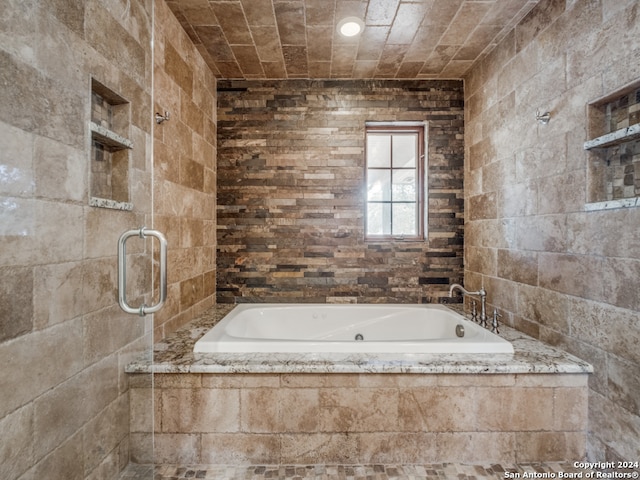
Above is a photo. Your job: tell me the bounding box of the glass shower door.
[0,0,157,478]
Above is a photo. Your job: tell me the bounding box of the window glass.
[392,134,416,168]
[366,203,391,235]
[365,125,424,241]
[392,203,416,236]
[366,134,391,168]
[392,169,416,202]
[367,169,391,201]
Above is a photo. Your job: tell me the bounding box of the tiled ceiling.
[166,0,540,80]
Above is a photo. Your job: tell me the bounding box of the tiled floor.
[119,462,587,479]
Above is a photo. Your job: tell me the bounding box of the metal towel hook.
[117,227,167,316]
[155,111,170,124]
[536,109,551,124]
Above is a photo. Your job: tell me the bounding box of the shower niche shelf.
[584,80,640,211]
[584,123,640,150]
[89,78,133,211]
[90,121,133,151]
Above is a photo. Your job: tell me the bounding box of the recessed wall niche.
[89,78,133,211]
[585,80,640,210]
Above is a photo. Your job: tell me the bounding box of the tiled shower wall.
[0,0,217,478]
[217,80,464,304]
[0,1,154,478]
[464,0,640,462]
[152,0,218,340]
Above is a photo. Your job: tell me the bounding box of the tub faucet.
[448,283,488,327]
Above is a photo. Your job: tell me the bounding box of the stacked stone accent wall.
[217,80,464,304]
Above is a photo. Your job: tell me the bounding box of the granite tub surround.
[126,304,591,375]
[127,304,590,465]
[216,80,464,305]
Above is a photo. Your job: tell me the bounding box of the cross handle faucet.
[448,283,488,327]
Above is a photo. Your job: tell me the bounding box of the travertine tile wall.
[132,372,588,464]
[464,0,640,462]
[0,1,155,478]
[0,0,217,478]
[152,0,218,340]
[217,80,464,304]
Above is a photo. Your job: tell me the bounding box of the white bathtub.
[193,304,514,354]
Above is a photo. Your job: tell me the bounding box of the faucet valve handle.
[491,308,502,334]
[470,300,478,322]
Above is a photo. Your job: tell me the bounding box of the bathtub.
[193,303,514,354]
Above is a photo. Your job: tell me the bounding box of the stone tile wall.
[464,0,640,462]
[131,372,588,465]
[152,0,218,340]
[217,80,464,304]
[0,1,155,478]
[0,0,217,478]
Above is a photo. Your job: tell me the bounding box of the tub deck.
[126,304,592,375]
[126,304,593,465]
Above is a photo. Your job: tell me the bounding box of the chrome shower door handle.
[117,227,167,316]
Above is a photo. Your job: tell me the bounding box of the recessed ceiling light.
[337,17,364,37]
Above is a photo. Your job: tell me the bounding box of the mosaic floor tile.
[119,462,588,480]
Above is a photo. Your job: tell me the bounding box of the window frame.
[364,124,426,242]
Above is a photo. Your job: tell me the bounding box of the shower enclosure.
[0,1,159,478]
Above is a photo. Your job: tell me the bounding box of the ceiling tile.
[357,26,389,61]
[306,0,336,25]
[240,0,276,26]
[175,0,217,26]
[282,45,309,76]
[263,61,288,78]
[194,25,235,61]
[376,44,406,77]
[210,1,252,44]
[387,3,429,44]
[166,0,541,79]
[251,25,283,62]
[366,0,399,26]
[231,45,264,76]
[274,1,307,45]
[307,25,333,62]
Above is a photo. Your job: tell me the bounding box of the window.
[365,124,425,241]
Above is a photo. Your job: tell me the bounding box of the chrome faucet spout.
[448,283,484,298]
[448,283,488,327]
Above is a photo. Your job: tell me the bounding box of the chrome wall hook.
[536,109,551,124]
[155,111,170,124]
